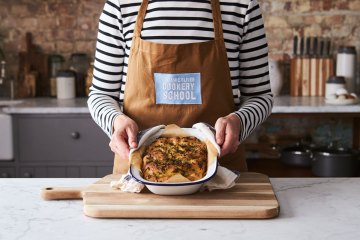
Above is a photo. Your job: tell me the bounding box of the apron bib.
[113,0,247,174]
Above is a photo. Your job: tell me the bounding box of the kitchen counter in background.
[2,96,360,178]
[1,98,89,114]
[2,96,360,114]
[273,96,360,113]
[1,177,359,240]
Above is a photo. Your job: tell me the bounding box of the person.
[88,0,273,174]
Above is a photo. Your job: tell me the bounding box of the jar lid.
[327,76,346,84]
[49,54,64,63]
[57,70,75,77]
[71,53,88,59]
[338,46,356,54]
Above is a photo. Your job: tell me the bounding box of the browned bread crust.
[142,136,207,182]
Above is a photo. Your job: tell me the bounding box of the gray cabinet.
[17,116,112,163]
[0,168,16,178]
[0,114,114,178]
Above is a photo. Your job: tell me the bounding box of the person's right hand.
[109,114,139,161]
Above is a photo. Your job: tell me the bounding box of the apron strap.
[210,0,224,42]
[133,0,225,41]
[133,0,149,37]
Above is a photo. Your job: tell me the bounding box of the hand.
[214,114,241,157]
[109,114,139,161]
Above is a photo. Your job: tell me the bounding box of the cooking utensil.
[301,37,311,96]
[280,142,314,167]
[41,172,280,219]
[312,147,359,177]
[290,36,302,96]
[318,38,326,96]
[17,32,49,98]
[293,36,298,56]
[310,37,318,96]
[300,36,304,56]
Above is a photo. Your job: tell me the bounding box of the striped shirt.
[88,0,273,142]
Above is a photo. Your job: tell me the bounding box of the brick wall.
[0,0,359,96]
[262,0,360,59]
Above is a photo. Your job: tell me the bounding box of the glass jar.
[56,70,76,99]
[69,53,89,97]
[49,54,64,97]
[85,61,94,96]
[325,76,346,97]
[336,46,356,93]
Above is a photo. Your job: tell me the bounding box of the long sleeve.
[88,0,273,140]
[87,0,125,138]
[234,0,274,142]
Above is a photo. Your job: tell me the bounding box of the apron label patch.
[154,73,202,105]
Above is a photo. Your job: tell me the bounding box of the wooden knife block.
[290,57,334,97]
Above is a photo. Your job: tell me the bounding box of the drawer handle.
[1,172,9,178]
[23,172,32,178]
[71,131,80,139]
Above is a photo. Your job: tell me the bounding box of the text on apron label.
[154,73,202,105]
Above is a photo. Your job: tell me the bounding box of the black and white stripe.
[88,0,273,142]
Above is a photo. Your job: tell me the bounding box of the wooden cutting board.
[42,172,279,219]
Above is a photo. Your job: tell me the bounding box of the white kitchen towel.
[111,125,166,192]
[110,123,239,193]
[110,174,144,193]
[200,165,240,192]
[192,122,221,156]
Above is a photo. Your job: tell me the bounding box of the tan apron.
[113,0,247,174]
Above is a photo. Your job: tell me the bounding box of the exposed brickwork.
[0,0,104,90]
[260,0,360,59]
[0,0,359,96]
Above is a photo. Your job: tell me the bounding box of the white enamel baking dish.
[129,128,218,195]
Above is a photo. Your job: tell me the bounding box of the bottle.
[85,61,94,96]
[69,53,89,97]
[49,54,64,97]
[325,76,346,97]
[336,46,356,93]
[268,59,283,96]
[0,60,5,85]
[56,70,76,99]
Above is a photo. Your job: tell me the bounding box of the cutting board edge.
[83,204,280,219]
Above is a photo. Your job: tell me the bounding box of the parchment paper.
[129,124,219,183]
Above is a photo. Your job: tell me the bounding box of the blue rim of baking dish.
[129,161,218,186]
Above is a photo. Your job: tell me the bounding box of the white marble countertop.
[1,98,89,114]
[272,96,360,113]
[1,178,359,240]
[1,96,360,114]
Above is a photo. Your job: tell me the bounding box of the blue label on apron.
[154,73,202,105]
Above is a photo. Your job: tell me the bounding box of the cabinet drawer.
[19,166,112,178]
[0,168,16,178]
[16,115,113,162]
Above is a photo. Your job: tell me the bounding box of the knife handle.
[306,37,311,56]
[41,187,84,200]
[293,36,298,56]
[300,37,304,56]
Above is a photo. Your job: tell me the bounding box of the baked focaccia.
[142,136,207,182]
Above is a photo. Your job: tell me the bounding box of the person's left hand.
[214,113,241,157]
